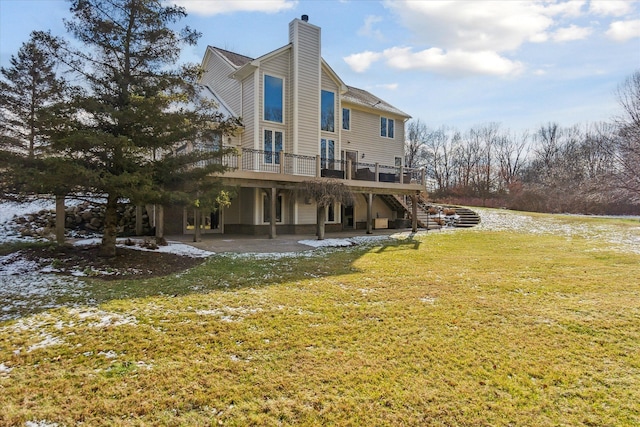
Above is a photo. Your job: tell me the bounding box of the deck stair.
[379,194,480,229]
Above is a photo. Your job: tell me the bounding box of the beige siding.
[341,106,405,167]
[291,20,321,156]
[240,188,255,224]
[224,194,242,225]
[200,50,241,115]
[353,195,394,223]
[241,75,255,149]
[297,198,317,225]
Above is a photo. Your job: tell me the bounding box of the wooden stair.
[379,194,480,229]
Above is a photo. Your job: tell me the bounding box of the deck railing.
[218,147,426,186]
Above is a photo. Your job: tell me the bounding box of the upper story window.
[264,129,283,165]
[381,117,395,139]
[264,74,283,123]
[321,90,335,132]
[342,108,350,131]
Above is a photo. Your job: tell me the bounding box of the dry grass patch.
[1,215,639,426]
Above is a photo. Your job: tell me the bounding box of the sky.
[1,0,639,133]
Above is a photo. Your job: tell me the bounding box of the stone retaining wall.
[13,201,152,238]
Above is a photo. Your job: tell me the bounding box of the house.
[164,15,426,237]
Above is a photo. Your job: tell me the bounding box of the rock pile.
[12,201,153,239]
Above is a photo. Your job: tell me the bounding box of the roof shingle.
[210,46,253,67]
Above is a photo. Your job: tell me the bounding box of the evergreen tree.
[42,0,239,257]
[0,32,71,243]
[0,31,67,189]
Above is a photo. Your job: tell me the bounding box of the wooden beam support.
[366,192,373,234]
[411,193,418,233]
[269,187,277,239]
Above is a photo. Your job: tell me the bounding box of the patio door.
[343,149,358,179]
[185,207,223,234]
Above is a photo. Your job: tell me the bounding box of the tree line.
[405,71,640,215]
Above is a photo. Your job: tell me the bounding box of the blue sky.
[1,0,639,132]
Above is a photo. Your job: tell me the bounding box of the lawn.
[1,210,639,426]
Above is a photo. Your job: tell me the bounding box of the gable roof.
[344,86,411,119]
[208,46,410,119]
[209,46,253,68]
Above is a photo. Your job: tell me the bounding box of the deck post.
[316,156,321,178]
[269,187,277,239]
[411,193,418,233]
[400,165,405,184]
[375,163,379,182]
[279,150,284,174]
[346,160,352,181]
[366,192,373,234]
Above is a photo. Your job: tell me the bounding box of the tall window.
[342,108,350,131]
[264,75,283,123]
[321,90,335,132]
[263,194,282,223]
[321,138,335,169]
[327,203,336,222]
[264,129,283,164]
[380,117,395,138]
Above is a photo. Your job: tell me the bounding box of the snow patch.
[72,237,215,258]
[25,421,59,427]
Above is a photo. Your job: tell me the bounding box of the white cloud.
[552,24,593,41]
[380,46,524,77]
[542,0,587,17]
[589,0,634,17]
[358,15,384,40]
[347,0,636,78]
[343,51,383,73]
[171,0,297,15]
[606,19,640,41]
[383,0,557,52]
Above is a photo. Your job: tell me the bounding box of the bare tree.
[302,179,354,240]
[424,126,458,193]
[496,129,529,191]
[610,70,640,202]
[404,119,428,168]
[453,127,481,191]
[470,123,500,198]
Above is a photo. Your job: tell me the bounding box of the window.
[320,138,335,169]
[327,203,335,222]
[321,90,335,132]
[203,132,222,152]
[264,129,283,164]
[342,108,350,131]
[380,116,395,139]
[263,194,282,223]
[264,75,283,123]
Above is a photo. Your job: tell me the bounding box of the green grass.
[1,213,639,426]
